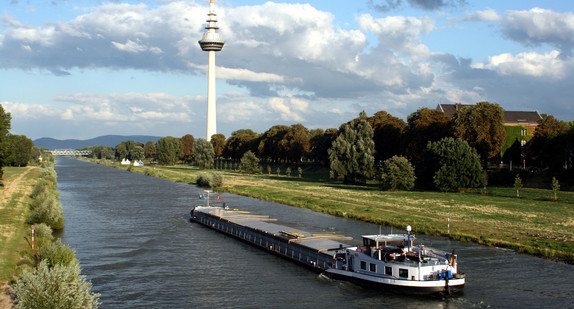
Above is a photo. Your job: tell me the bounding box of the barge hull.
[190,207,349,272]
[325,269,465,295]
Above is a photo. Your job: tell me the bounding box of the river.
[56,157,573,308]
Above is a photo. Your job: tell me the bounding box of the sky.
[1,0,573,141]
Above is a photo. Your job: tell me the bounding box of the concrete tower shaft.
[198,0,224,141]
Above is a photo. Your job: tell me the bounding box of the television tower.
[198,0,225,141]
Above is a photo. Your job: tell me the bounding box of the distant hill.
[34,135,162,149]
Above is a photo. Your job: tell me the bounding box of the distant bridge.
[50,149,92,156]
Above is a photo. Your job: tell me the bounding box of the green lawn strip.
[0,167,39,284]
[221,174,573,262]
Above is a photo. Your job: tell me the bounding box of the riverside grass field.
[90,160,574,264]
[0,166,39,304]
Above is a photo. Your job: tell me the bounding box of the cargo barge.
[190,204,465,295]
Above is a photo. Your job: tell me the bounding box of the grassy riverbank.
[91,160,574,263]
[0,166,39,307]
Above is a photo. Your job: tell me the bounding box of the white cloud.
[473,50,568,79]
[112,39,163,54]
[269,97,306,122]
[450,9,501,23]
[502,7,574,55]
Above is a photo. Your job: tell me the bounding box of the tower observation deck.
[198,0,225,141]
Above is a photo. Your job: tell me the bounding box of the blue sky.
[1,0,573,141]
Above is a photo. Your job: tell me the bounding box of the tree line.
[83,101,572,192]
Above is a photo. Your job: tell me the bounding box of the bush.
[239,151,261,174]
[30,179,56,199]
[33,223,54,241]
[197,173,224,188]
[40,168,57,186]
[27,193,65,230]
[13,260,100,309]
[38,239,78,269]
[196,174,211,187]
[211,172,224,188]
[379,156,416,191]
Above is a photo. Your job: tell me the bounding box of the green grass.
[85,159,574,263]
[0,167,39,284]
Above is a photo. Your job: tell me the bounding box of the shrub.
[211,172,224,188]
[40,168,57,186]
[197,173,225,188]
[239,151,261,174]
[38,239,78,269]
[27,193,65,230]
[13,260,100,309]
[379,155,416,191]
[196,174,211,187]
[33,223,54,241]
[30,179,56,199]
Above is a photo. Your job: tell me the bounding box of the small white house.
[133,160,144,167]
[121,158,131,165]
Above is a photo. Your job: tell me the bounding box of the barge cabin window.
[369,263,376,272]
[399,268,408,278]
[360,261,367,270]
[385,266,392,276]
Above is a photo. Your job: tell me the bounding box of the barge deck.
[190,206,353,272]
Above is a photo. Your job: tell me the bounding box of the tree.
[453,102,506,167]
[130,146,145,161]
[552,177,560,201]
[180,134,195,163]
[6,134,34,167]
[379,156,415,191]
[13,260,100,309]
[285,124,310,163]
[403,108,452,163]
[514,174,523,197]
[309,128,338,165]
[193,138,215,169]
[0,104,12,186]
[239,150,261,174]
[115,143,128,160]
[257,125,290,162]
[419,137,483,192]
[224,131,257,161]
[328,111,375,184]
[368,111,406,162]
[526,115,567,170]
[155,137,183,165]
[297,167,303,178]
[210,133,226,158]
[144,141,156,159]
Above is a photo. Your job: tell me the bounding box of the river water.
[56,157,573,308]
